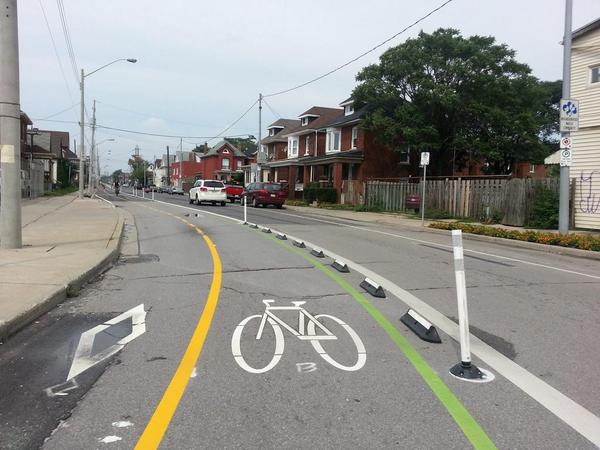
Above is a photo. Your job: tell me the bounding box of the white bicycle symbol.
[231,300,367,374]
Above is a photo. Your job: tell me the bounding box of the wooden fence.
[365,178,560,226]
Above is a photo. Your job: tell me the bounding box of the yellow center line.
[135,208,222,449]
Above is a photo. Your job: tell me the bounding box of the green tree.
[128,156,148,185]
[353,28,561,176]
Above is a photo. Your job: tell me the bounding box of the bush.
[527,184,559,229]
[303,187,337,204]
[428,222,600,252]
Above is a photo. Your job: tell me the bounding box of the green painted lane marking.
[263,233,497,450]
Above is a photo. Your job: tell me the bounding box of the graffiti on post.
[578,170,600,214]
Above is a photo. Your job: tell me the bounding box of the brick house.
[195,140,246,182]
[260,118,300,184]
[262,99,415,200]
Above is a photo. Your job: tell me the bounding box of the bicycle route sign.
[231,300,367,374]
[560,99,579,132]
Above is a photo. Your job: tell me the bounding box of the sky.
[18,0,600,174]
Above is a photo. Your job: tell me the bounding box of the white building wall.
[571,27,600,229]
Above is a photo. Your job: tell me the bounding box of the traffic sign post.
[420,152,430,226]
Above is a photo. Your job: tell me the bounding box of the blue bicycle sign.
[561,101,577,117]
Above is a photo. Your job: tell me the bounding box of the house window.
[288,137,299,157]
[398,144,410,164]
[529,163,535,174]
[301,117,309,126]
[222,149,229,154]
[305,134,311,155]
[236,160,242,169]
[591,66,600,84]
[345,105,354,116]
[351,127,358,149]
[222,158,230,170]
[326,128,341,152]
[269,129,275,136]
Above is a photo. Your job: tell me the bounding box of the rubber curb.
[284,206,600,262]
[0,211,125,343]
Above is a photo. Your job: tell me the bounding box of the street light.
[78,58,137,198]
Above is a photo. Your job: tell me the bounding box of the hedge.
[429,222,600,252]
[303,187,337,204]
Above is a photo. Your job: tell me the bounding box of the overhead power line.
[55,0,79,86]
[95,124,253,140]
[262,98,281,119]
[211,99,258,140]
[38,0,75,104]
[37,103,79,120]
[263,0,455,98]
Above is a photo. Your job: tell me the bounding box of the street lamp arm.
[85,58,137,78]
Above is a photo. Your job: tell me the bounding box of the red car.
[225,184,244,203]
[243,182,287,208]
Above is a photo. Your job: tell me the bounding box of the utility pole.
[78,69,85,198]
[88,100,96,195]
[558,0,573,234]
[179,138,183,190]
[166,145,170,186]
[0,0,22,249]
[257,93,263,182]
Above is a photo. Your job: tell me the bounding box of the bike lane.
[41,198,592,449]
[125,202,496,449]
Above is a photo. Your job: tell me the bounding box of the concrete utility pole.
[88,100,96,195]
[559,0,573,234]
[0,0,22,249]
[179,138,183,189]
[166,145,170,186]
[78,69,85,198]
[258,93,263,182]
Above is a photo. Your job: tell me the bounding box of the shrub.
[303,187,337,204]
[527,184,559,229]
[428,222,600,252]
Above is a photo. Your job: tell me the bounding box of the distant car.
[143,186,152,193]
[157,186,169,193]
[243,182,287,208]
[169,186,184,195]
[189,180,227,206]
[225,184,244,203]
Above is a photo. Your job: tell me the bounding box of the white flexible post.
[244,196,247,224]
[452,229,471,364]
[142,189,145,199]
[152,189,155,201]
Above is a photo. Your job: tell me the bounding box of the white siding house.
[571,18,600,229]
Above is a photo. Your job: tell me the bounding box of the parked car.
[189,180,227,206]
[243,182,287,208]
[143,186,152,193]
[225,184,244,203]
[158,186,169,193]
[168,186,184,195]
[405,193,420,213]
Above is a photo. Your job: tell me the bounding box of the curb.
[0,210,125,343]
[284,205,600,262]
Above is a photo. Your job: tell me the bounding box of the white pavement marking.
[66,304,147,381]
[99,436,122,444]
[190,367,198,378]
[124,192,600,446]
[44,378,79,397]
[111,421,133,428]
[296,362,318,373]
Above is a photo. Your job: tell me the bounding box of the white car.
[189,180,227,206]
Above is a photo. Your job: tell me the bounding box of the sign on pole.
[560,137,572,149]
[560,99,579,132]
[560,149,572,167]
[420,152,430,166]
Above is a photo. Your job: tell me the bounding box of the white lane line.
[124,192,600,281]
[273,210,600,281]
[112,421,133,428]
[99,436,122,444]
[131,192,600,446]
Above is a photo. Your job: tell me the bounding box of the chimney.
[204,141,209,154]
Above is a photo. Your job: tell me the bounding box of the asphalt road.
[1,189,599,449]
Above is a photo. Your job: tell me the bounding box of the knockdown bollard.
[449,230,483,380]
[243,196,248,224]
[152,190,155,200]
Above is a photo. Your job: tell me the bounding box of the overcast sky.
[18,0,600,174]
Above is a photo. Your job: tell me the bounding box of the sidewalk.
[0,194,123,341]
[284,205,600,260]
